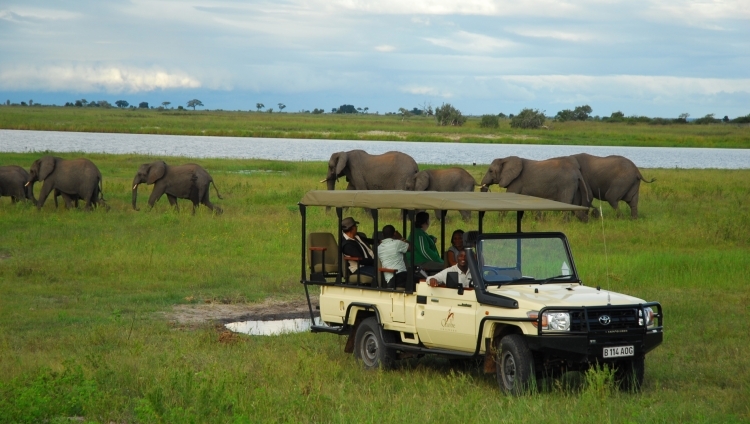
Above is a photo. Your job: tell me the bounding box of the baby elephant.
[413,167,478,221]
[132,161,223,214]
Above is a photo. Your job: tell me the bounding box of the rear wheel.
[496,334,535,395]
[354,317,395,370]
[616,357,645,392]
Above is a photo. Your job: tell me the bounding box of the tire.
[616,357,645,392]
[496,334,535,395]
[354,317,395,370]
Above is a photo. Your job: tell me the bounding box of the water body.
[1,129,749,168]
[225,317,323,336]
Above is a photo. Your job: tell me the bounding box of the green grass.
[0,152,749,422]
[2,106,750,148]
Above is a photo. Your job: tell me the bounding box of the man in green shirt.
[410,211,444,272]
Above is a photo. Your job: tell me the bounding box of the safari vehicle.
[298,190,663,394]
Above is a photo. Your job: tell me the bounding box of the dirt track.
[163,296,319,326]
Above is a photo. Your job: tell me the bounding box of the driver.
[428,251,472,288]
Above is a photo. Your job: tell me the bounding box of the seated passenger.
[446,229,465,266]
[409,211,444,272]
[428,251,472,288]
[341,217,376,278]
[378,225,420,288]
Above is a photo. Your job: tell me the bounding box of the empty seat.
[308,232,340,281]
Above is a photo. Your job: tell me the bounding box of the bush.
[479,114,499,128]
[510,108,546,129]
[694,113,719,125]
[731,114,750,124]
[555,105,592,122]
[434,103,466,126]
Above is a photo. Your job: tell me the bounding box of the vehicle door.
[416,285,478,352]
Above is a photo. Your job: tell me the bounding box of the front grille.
[570,308,639,332]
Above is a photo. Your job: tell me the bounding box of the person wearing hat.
[341,217,376,278]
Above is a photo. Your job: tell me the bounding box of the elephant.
[480,156,591,222]
[412,167,478,221]
[132,161,223,214]
[321,150,419,191]
[320,150,419,213]
[0,165,35,203]
[570,153,654,219]
[26,156,106,211]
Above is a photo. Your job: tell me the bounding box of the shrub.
[694,113,719,125]
[510,108,546,129]
[479,114,499,128]
[434,103,466,126]
[731,114,750,124]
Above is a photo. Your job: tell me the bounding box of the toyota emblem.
[599,315,611,325]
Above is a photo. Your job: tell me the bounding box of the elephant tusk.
[132,184,138,190]
[319,178,327,183]
[24,182,30,187]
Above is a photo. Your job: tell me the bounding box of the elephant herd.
[0,156,223,214]
[322,150,654,220]
[1,150,652,219]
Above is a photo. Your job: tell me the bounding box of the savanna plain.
[0,109,749,423]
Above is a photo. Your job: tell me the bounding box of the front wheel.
[354,317,395,370]
[496,334,535,395]
[615,357,645,392]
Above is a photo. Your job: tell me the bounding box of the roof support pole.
[517,211,525,233]
[478,210,485,234]
[336,207,343,284]
[440,209,447,260]
[372,209,379,288]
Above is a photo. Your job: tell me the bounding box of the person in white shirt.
[428,251,472,288]
[377,225,411,287]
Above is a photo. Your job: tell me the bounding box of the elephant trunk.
[132,179,140,211]
[326,176,335,191]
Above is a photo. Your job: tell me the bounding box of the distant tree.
[278,103,286,112]
[267,108,273,113]
[5,100,9,106]
[410,107,422,116]
[187,99,203,110]
[115,100,129,108]
[332,108,337,113]
[555,109,575,122]
[510,108,546,129]
[177,105,184,110]
[498,113,507,119]
[357,107,362,113]
[479,114,500,128]
[573,105,592,121]
[80,99,88,107]
[29,99,33,106]
[312,108,324,114]
[398,107,412,121]
[674,112,689,124]
[99,100,112,109]
[75,100,83,107]
[256,103,265,112]
[336,104,358,114]
[88,101,99,107]
[434,103,466,126]
[162,101,171,108]
[694,113,718,125]
[139,102,149,109]
[722,115,729,123]
[20,101,27,106]
[731,113,750,124]
[364,107,369,114]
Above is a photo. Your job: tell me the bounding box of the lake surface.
[1,129,748,168]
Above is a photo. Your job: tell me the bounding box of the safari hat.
[341,217,359,231]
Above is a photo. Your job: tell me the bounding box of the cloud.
[506,28,595,42]
[332,0,578,16]
[0,65,201,93]
[375,45,396,52]
[424,31,515,53]
[401,85,452,98]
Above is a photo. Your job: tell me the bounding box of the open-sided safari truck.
[298,190,663,394]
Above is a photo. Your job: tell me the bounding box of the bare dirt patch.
[162,296,319,327]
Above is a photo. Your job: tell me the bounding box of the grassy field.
[2,106,750,148]
[0,151,748,423]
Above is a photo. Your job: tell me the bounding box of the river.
[1,129,748,168]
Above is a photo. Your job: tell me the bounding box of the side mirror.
[446,272,462,295]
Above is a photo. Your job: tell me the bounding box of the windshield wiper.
[540,274,575,285]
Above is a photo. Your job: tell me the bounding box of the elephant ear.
[334,152,348,176]
[147,161,166,184]
[498,157,523,187]
[414,171,430,191]
[38,156,56,181]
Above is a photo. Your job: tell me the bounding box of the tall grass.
[0,152,748,422]
[2,106,749,147]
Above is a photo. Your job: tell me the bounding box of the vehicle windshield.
[477,235,576,286]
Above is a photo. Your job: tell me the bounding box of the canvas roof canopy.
[299,190,588,212]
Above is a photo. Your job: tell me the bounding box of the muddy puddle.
[225,317,326,336]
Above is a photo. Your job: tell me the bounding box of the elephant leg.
[627,192,639,219]
[433,209,442,222]
[62,193,75,209]
[459,210,471,222]
[166,194,180,211]
[200,190,223,215]
[148,187,167,209]
[37,183,54,210]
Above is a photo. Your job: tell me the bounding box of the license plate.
[603,345,634,358]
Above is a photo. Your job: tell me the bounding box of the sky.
[1,0,749,118]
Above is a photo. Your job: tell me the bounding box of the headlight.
[528,311,570,331]
[640,307,655,327]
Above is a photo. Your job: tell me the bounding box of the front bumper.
[525,330,663,363]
